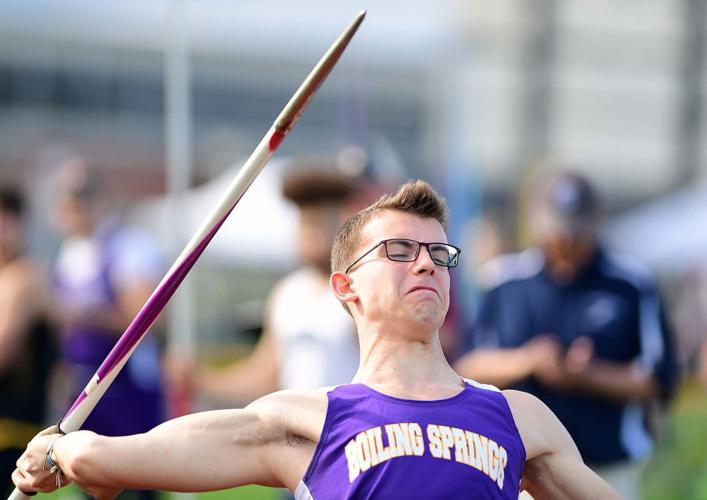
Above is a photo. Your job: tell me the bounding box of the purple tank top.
[297,380,525,499]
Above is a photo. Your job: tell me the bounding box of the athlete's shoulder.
[502,389,547,416]
[477,249,544,290]
[247,388,330,443]
[503,390,543,449]
[249,387,330,409]
[502,389,570,457]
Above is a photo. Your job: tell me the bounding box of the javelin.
[9,9,366,500]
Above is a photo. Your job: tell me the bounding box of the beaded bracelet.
[44,436,64,488]
[44,436,60,472]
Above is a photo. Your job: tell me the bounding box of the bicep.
[506,391,619,499]
[522,449,616,499]
[507,390,580,464]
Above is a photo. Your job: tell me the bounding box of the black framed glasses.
[345,238,461,274]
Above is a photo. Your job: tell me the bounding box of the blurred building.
[461,1,706,197]
[1,0,705,204]
[0,1,446,185]
[1,0,706,352]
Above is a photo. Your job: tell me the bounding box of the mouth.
[408,286,439,298]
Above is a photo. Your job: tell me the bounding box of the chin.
[408,304,445,331]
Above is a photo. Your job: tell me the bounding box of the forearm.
[571,360,659,403]
[197,333,279,404]
[198,360,278,405]
[454,348,534,387]
[524,454,620,500]
[53,410,276,492]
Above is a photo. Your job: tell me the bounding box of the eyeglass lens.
[385,239,458,267]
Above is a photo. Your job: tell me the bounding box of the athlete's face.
[341,210,452,334]
[52,194,94,237]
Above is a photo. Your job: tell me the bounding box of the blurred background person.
[0,185,55,498]
[166,161,361,406]
[455,169,678,499]
[49,156,165,494]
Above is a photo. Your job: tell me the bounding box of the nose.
[413,245,436,275]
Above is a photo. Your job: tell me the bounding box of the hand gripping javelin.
[8,9,365,500]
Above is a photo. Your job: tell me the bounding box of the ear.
[330,271,358,304]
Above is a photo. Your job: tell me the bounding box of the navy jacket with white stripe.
[471,246,678,466]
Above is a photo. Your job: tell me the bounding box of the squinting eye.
[388,249,413,259]
[387,241,416,258]
[430,248,450,260]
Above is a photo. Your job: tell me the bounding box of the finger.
[38,424,61,436]
[12,467,37,495]
[17,450,44,474]
[16,454,34,473]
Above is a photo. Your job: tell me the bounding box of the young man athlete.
[13,180,619,499]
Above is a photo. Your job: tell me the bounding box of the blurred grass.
[41,484,280,500]
[643,378,707,500]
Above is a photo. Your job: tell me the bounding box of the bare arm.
[13,390,326,498]
[464,335,661,403]
[192,328,279,404]
[165,291,281,405]
[504,390,620,499]
[0,263,43,373]
[64,410,284,491]
[566,359,659,402]
[454,348,538,388]
[534,337,662,403]
[454,336,559,388]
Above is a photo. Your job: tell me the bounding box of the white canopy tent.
[134,158,298,268]
[605,183,707,275]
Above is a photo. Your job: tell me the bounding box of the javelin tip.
[274,10,366,135]
[352,10,366,30]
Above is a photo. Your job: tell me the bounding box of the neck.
[353,327,463,399]
[0,247,22,266]
[546,246,597,284]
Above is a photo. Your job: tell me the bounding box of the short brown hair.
[331,180,448,273]
[282,160,358,207]
[0,185,25,217]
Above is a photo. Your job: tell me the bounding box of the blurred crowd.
[1,148,706,500]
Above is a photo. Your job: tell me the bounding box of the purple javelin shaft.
[59,7,365,432]
[7,10,365,500]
